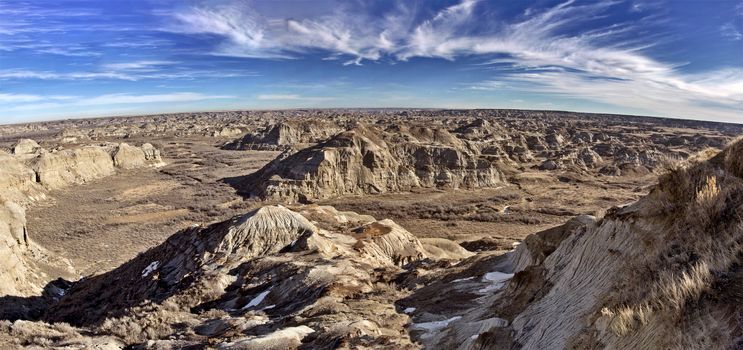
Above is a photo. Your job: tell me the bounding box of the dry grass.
[0,320,87,347]
[99,300,197,344]
[603,144,743,339]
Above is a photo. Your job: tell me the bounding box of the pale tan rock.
[112,143,164,169]
[0,152,46,203]
[223,120,343,150]
[240,125,505,203]
[31,146,116,189]
[12,139,42,155]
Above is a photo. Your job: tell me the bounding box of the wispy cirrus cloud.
[166,0,743,120]
[257,94,334,101]
[721,23,743,41]
[0,62,258,81]
[3,92,235,112]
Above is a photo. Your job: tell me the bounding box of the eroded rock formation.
[223,120,344,150]
[0,142,166,298]
[36,205,467,348]
[238,125,505,203]
[400,139,743,349]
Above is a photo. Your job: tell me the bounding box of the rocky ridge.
[399,138,743,349]
[7,205,471,349]
[236,125,506,203]
[222,120,344,151]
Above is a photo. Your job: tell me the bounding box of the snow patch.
[242,288,272,310]
[411,316,462,339]
[451,277,475,283]
[224,326,314,348]
[403,307,416,314]
[141,261,160,278]
[477,271,514,294]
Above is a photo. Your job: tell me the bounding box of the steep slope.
[0,199,74,298]
[0,142,166,298]
[237,125,505,203]
[401,139,743,349]
[30,205,468,349]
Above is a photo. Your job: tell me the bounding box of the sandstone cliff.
[237,125,505,203]
[0,199,75,297]
[0,142,166,298]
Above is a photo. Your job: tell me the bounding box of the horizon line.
[2,106,742,127]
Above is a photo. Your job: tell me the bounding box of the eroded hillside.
[0,109,741,349]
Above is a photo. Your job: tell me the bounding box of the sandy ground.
[25,135,655,277]
[26,137,278,276]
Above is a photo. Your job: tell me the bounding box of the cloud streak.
[3,92,234,112]
[168,0,743,121]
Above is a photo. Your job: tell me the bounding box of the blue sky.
[0,0,742,124]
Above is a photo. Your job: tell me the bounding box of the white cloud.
[721,23,743,41]
[101,61,176,71]
[0,68,258,81]
[257,94,333,101]
[0,93,78,103]
[2,92,234,111]
[81,92,233,105]
[167,0,743,120]
[0,93,44,102]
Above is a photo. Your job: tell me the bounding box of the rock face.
[0,200,74,297]
[401,140,743,349]
[0,200,35,296]
[223,120,344,150]
[40,205,467,348]
[32,147,117,190]
[0,142,165,297]
[12,139,42,155]
[18,143,165,190]
[0,152,46,204]
[112,143,165,169]
[238,126,505,203]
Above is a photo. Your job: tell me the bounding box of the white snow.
[451,277,475,283]
[403,307,416,314]
[511,242,521,247]
[262,305,276,310]
[242,288,272,310]
[141,261,160,277]
[477,271,514,294]
[223,326,314,348]
[411,316,462,339]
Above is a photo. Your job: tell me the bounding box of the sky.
[0,0,742,124]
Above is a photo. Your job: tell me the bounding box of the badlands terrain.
[0,109,742,349]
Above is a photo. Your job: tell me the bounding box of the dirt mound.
[236,125,505,203]
[400,141,743,349]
